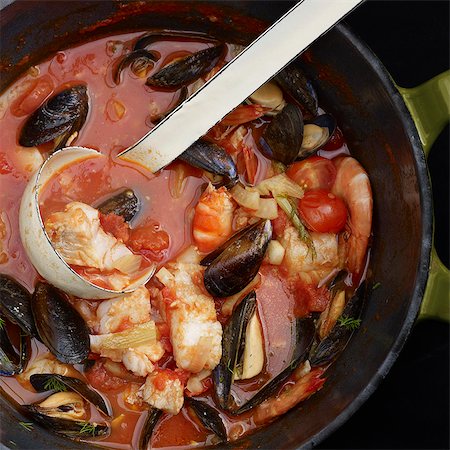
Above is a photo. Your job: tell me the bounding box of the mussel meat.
[113,49,160,84]
[27,391,87,421]
[19,85,89,150]
[213,291,257,409]
[0,274,38,337]
[276,65,318,119]
[139,407,163,450]
[30,373,111,417]
[259,103,304,165]
[187,398,227,442]
[134,30,217,51]
[31,283,90,364]
[179,139,238,188]
[0,315,29,376]
[97,189,140,223]
[298,114,337,160]
[146,44,224,89]
[202,220,272,297]
[310,281,366,367]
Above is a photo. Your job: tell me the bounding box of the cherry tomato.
[286,156,336,191]
[321,127,345,151]
[298,189,347,233]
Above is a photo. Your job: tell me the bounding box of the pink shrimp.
[192,184,235,253]
[332,156,373,276]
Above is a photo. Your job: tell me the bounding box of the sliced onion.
[254,197,278,220]
[231,184,260,210]
[90,322,156,350]
[265,240,285,265]
[256,173,304,198]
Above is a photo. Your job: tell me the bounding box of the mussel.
[19,85,89,150]
[134,30,217,51]
[0,315,28,376]
[309,281,366,367]
[0,274,37,337]
[97,189,140,223]
[139,407,163,450]
[31,283,90,364]
[201,220,272,297]
[152,86,188,124]
[146,44,224,89]
[179,139,238,188]
[187,398,227,442]
[298,114,337,160]
[276,65,318,119]
[213,291,257,409]
[259,103,304,165]
[112,49,160,84]
[30,373,111,417]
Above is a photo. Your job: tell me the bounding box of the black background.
[318,2,449,449]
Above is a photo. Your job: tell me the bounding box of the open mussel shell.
[0,316,29,376]
[202,220,272,297]
[23,407,110,440]
[232,317,315,415]
[134,30,217,51]
[146,44,224,89]
[179,139,238,188]
[32,282,90,364]
[187,398,227,442]
[298,114,337,160]
[19,147,155,299]
[152,86,188,124]
[310,281,366,367]
[113,49,160,84]
[139,407,163,450]
[97,189,141,223]
[19,85,88,150]
[0,274,37,337]
[259,103,304,165]
[213,291,257,409]
[30,373,111,417]
[276,65,318,119]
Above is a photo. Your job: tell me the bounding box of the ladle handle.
[118,0,362,172]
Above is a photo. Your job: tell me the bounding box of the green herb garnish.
[19,422,33,432]
[9,440,17,447]
[337,315,361,331]
[0,317,5,329]
[372,282,381,290]
[43,376,67,392]
[78,422,97,437]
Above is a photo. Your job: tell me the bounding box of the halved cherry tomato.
[286,156,336,191]
[298,189,347,233]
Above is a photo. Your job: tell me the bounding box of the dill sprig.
[0,317,5,329]
[338,315,361,331]
[78,422,98,437]
[18,421,33,432]
[372,282,381,290]
[43,377,67,392]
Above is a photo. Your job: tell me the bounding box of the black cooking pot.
[0,1,448,449]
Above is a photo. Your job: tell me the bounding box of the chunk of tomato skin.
[293,280,330,316]
[286,156,336,191]
[85,359,128,391]
[298,189,347,234]
[129,225,170,253]
[271,207,289,238]
[99,212,130,243]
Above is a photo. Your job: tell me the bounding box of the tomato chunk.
[129,223,170,260]
[100,212,130,242]
[293,280,330,316]
[298,189,347,233]
[321,127,345,151]
[287,156,336,191]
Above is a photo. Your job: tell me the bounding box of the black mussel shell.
[19,85,89,149]
[0,274,37,337]
[113,49,160,85]
[310,281,366,367]
[135,30,217,51]
[202,220,272,298]
[139,407,163,450]
[187,398,227,442]
[213,292,256,409]
[30,374,111,417]
[297,114,337,160]
[97,189,140,223]
[0,316,29,376]
[276,66,318,118]
[146,44,224,89]
[179,139,238,188]
[31,283,89,364]
[152,86,188,124]
[259,103,304,165]
[23,407,110,440]
[233,317,315,415]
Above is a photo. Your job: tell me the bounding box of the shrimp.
[192,184,235,253]
[279,225,342,284]
[155,251,222,373]
[332,156,372,276]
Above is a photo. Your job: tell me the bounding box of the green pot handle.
[397,70,450,322]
